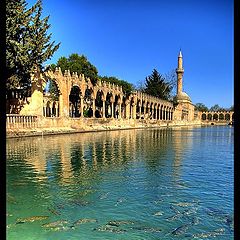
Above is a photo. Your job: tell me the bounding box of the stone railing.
[6,114,38,129]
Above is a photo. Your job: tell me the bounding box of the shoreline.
[6,122,230,139]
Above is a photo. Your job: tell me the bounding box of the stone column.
[49,106,52,117]
[111,101,114,118]
[56,104,59,117]
[143,103,146,119]
[43,106,47,117]
[102,100,106,118]
[92,99,96,118]
[132,103,136,119]
[118,101,122,119]
[125,100,130,119]
[139,103,142,119]
[80,96,84,117]
[147,105,150,118]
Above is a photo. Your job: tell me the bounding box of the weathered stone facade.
[9,51,228,136]
[17,68,175,122]
[201,111,234,122]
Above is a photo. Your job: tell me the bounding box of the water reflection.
[7,126,233,240]
[7,127,198,185]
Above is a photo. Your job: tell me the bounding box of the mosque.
[6,52,208,135]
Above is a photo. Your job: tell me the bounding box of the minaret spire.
[176,50,184,95]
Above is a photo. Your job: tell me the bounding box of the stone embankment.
[6,118,203,139]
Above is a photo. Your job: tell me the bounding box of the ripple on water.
[7,126,234,240]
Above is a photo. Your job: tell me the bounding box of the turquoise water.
[7,126,234,239]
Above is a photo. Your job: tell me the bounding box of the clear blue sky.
[27,0,233,108]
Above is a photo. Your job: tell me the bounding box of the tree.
[28,1,60,72]
[99,76,134,96]
[209,104,226,112]
[134,79,145,92]
[194,103,208,112]
[143,69,173,100]
[6,0,60,92]
[55,53,98,85]
[164,69,177,99]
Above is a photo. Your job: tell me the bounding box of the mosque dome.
[175,91,192,102]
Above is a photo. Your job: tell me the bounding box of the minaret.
[176,50,184,95]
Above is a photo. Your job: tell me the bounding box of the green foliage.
[6,0,60,92]
[194,103,209,112]
[164,69,177,98]
[143,69,173,100]
[83,109,89,117]
[56,53,98,85]
[48,63,56,71]
[99,76,134,95]
[48,80,60,101]
[209,104,226,112]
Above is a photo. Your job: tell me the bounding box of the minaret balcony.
[176,68,184,73]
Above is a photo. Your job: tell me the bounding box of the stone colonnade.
[21,68,174,121]
[201,111,234,122]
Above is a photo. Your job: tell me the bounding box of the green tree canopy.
[53,53,98,85]
[6,0,60,92]
[194,103,209,112]
[99,76,134,96]
[143,69,173,100]
[209,104,226,112]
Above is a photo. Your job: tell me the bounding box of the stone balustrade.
[6,114,38,129]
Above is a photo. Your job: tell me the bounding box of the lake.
[7,126,234,239]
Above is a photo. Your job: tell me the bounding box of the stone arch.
[207,113,212,120]
[106,92,114,118]
[46,101,51,117]
[114,94,121,119]
[69,86,82,118]
[225,113,230,121]
[213,113,218,121]
[43,77,62,96]
[43,78,60,117]
[136,99,141,119]
[95,90,104,118]
[219,113,224,121]
[202,113,207,120]
[52,101,59,117]
[121,96,127,119]
[84,87,94,117]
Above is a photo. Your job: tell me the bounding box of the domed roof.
[175,92,191,102]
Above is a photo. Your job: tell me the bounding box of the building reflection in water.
[171,126,194,183]
[6,127,199,187]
